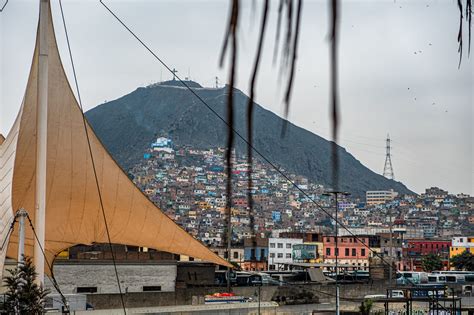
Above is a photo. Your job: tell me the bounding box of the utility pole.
[35,0,50,285]
[388,206,393,290]
[323,190,350,315]
[226,195,232,292]
[335,192,339,315]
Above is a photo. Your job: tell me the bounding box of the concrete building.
[210,247,245,267]
[402,239,450,271]
[323,236,371,271]
[243,237,268,271]
[450,236,474,258]
[268,237,303,271]
[47,260,177,294]
[278,232,324,263]
[366,190,398,205]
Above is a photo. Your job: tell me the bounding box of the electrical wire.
[98,0,396,272]
[59,0,126,313]
[0,0,8,12]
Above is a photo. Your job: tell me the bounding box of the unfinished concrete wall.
[47,262,177,294]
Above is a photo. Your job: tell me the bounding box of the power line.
[59,1,126,313]
[98,0,396,272]
[0,0,8,12]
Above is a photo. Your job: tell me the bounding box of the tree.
[450,250,474,271]
[359,299,374,315]
[4,255,49,314]
[421,253,443,272]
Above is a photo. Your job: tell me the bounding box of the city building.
[401,239,451,271]
[450,236,474,258]
[268,237,303,271]
[210,247,245,266]
[366,190,398,205]
[323,236,371,271]
[242,237,268,271]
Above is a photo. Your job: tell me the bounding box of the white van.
[364,290,404,299]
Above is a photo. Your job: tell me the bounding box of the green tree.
[450,250,474,271]
[421,253,443,272]
[4,255,49,314]
[359,299,373,315]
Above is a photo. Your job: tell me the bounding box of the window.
[326,248,331,256]
[270,243,275,248]
[277,253,283,258]
[143,286,162,292]
[270,253,275,258]
[269,264,276,270]
[335,248,339,256]
[326,238,331,242]
[233,251,239,259]
[286,243,292,249]
[352,248,356,256]
[286,253,291,259]
[345,248,349,256]
[361,249,366,256]
[277,243,283,248]
[77,287,97,293]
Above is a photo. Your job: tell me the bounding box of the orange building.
[323,236,371,271]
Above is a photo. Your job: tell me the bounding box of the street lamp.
[323,190,350,315]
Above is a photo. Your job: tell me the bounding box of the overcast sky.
[1,0,472,195]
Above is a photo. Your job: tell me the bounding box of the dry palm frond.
[220,0,240,258]
[246,0,270,236]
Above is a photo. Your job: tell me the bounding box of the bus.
[428,272,474,285]
[396,271,428,285]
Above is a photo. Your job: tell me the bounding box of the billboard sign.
[292,244,317,261]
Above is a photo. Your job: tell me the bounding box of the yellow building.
[450,236,474,258]
[306,242,324,263]
[366,190,398,205]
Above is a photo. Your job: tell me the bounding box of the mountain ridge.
[85,80,413,197]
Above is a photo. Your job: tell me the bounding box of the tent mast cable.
[58,0,127,313]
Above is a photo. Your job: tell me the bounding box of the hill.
[85,80,413,196]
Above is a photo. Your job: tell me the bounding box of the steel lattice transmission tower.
[383,134,395,180]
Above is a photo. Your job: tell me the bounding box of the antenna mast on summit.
[383,134,395,180]
[215,76,219,88]
[171,68,178,80]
